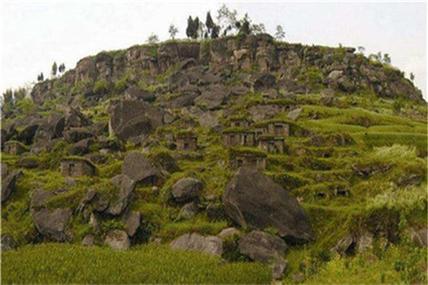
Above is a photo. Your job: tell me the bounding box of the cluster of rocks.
[30,34,423,108]
[168,167,313,279]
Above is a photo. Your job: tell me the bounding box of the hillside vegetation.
[1,33,427,284]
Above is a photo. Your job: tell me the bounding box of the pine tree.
[51,62,57,77]
[206,11,214,35]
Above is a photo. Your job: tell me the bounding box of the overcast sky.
[0,1,426,98]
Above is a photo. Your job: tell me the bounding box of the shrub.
[93,79,110,94]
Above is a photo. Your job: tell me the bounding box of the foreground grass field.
[1,244,271,284]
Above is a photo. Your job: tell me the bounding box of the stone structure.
[229,150,267,170]
[261,121,290,137]
[3,141,27,155]
[176,132,197,151]
[223,130,256,147]
[258,136,285,154]
[60,157,96,177]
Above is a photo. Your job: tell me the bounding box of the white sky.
[0,0,426,98]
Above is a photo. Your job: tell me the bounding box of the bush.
[93,79,110,94]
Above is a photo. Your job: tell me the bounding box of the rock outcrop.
[223,167,313,243]
[170,232,223,256]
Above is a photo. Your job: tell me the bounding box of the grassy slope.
[1,244,271,284]
[1,82,427,283]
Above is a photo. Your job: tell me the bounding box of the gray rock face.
[239,230,288,280]
[104,230,130,250]
[171,177,203,203]
[125,86,156,102]
[1,234,17,251]
[122,152,161,185]
[63,127,93,143]
[410,227,427,247]
[253,73,276,91]
[1,169,22,203]
[217,227,241,240]
[30,189,55,209]
[223,167,313,243]
[109,99,164,141]
[124,211,141,237]
[32,208,72,242]
[170,233,223,256]
[82,234,95,246]
[194,85,229,110]
[106,174,136,216]
[287,108,302,121]
[238,230,288,263]
[177,202,199,221]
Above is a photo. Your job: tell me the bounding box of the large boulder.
[239,230,288,263]
[32,208,72,242]
[63,127,93,143]
[125,86,156,102]
[170,233,223,256]
[104,230,130,250]
[194,85,229,110]
[239,230,288,280]
[105,174,136,216]
[122,152,162,185]
[223,167,313,243]
[1,234,17,251]
[1,168,22,203]
[171,177,203,203]
[253,73,276,91]
[109,99,164,141]
[124,211,141,237]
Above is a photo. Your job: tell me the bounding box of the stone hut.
[176,132,197,151]
[60,157,96,177]
[258,136,285,154]
[229,149,267,170]
[3,141,28,155]
[229,117,253,128]
[257,120,290,137]
[223,129,256,147]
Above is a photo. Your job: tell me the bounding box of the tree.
[251,23,265,34]
[186,16,193,38]
[147,34,159,44]
[217,4,238,36]
[410,72,415,82]
[206,11,215,35]
[275,25,285,40]
[37,72,44,82]
[383,53,391,64]
[211,24,220,39]
[357,46,365,54]
[237,14,251,36]
[186,16,199,39]
[58,63,66,73]
[168,24,178,40]
[51,62,57,77]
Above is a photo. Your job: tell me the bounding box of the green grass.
[1,243,271,284]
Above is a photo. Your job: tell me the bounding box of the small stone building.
[268,121,290,136]
[176,132,197,151]
[258,136,285,154]
[257,121,290,137]
[3,141,27,155]
[223,130,256,147]
[229,149,267,170]
[60,157,96,177]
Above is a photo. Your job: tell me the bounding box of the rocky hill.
[1,34,427,283]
